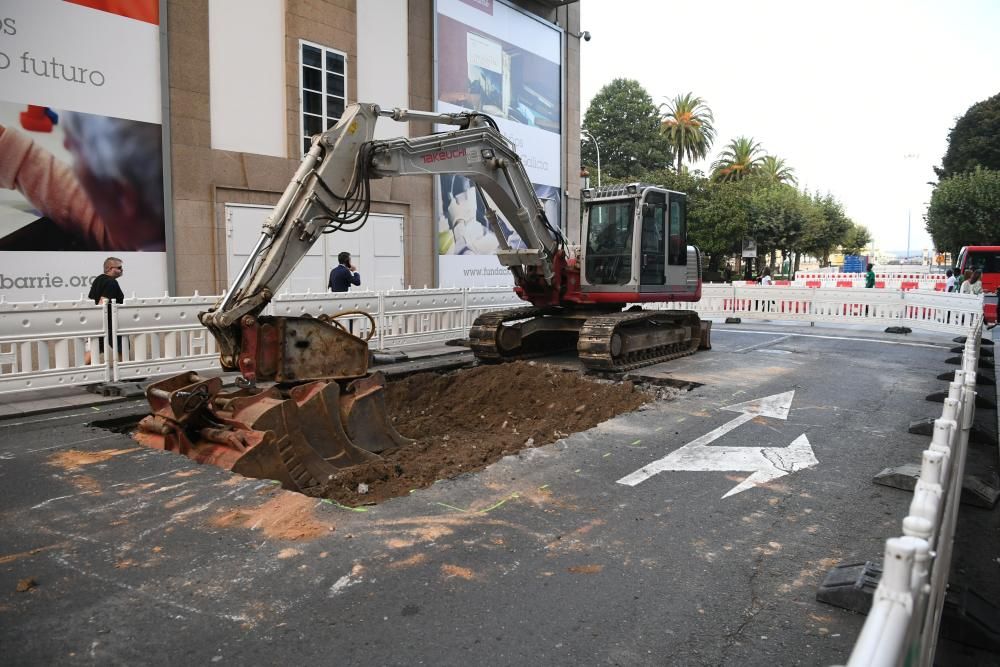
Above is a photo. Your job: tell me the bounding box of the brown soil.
[313,361,652,506]
[210,491,335,541]
[47,448,142,471]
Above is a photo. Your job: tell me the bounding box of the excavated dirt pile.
[316,361,653,506]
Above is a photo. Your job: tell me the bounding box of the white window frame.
[298,39,348,155]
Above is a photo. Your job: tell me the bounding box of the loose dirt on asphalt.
[315,361,660,506]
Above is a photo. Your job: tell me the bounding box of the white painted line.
[718,329,947,349]
[734,335,793,354]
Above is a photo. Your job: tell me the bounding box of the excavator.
[135,103,710,493]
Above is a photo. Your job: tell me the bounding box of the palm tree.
[660,93,716,173]
[711,136,766,181]
[760,155,798,185]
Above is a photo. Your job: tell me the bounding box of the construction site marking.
[617,391,819,498]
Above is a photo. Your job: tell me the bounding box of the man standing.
[328,252,361,292]
[865,263,876,288]
[945,269,956,292]
[86,257,125,363]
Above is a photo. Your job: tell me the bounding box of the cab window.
[667,195,687,266]
[586,202,634,285]
[639,193,666,285]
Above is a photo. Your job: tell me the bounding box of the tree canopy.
[711,136,766,181]
[660,93,716,173]
[759,155,797,185]
[925,167,1000,256]
[936,92,1000,179]
[581,79,673,179]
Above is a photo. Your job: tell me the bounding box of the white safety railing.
[0,285,981,395]
[841,319,982,667]
[0,298,114,392]
[0,287,522,394]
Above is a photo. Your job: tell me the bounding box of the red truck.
[955,245,1000,323]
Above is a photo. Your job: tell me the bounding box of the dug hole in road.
[0,324,971,665]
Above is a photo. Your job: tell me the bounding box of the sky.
[579,0,1000,257]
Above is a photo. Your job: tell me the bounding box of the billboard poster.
[435,0,562,287]
[0,0,166,302]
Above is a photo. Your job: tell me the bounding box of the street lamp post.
[903,153,919,262]
[581,130,601,187]
[906,209,911,262]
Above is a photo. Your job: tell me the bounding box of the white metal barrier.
[0,298,113,392]
[0,285,982,395]
[842,319,982,666]
[0,287,522,394]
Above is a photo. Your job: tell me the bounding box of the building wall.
[165,0,580,296]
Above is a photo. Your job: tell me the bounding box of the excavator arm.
[201,102,565,383]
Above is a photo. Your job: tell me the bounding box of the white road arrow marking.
[617,391,818,498]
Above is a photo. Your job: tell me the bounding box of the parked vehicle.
[955,245,1000,322]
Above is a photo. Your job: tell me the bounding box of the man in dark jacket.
[86,257,125,362]
[328,252,361,292]
[89,256,125,304]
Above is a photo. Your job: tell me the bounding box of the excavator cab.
[580,184,695,301]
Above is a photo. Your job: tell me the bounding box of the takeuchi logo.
[422,148,467,164]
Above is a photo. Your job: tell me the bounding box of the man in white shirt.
[945,269,956,292]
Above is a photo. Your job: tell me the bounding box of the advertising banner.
[435,0,562,287]
[0,0,166,302]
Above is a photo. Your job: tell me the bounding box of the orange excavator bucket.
[134,370,413,493]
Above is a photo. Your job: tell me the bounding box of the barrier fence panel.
[0,299,111,393]
[900,291,982,333]
[380,288,466,349]
[111,295,220,382]
[842,319,981,667]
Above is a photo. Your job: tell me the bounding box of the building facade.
[167,0,583,297]
[0,0,581,302]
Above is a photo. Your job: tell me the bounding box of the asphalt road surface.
[0,323,981,666]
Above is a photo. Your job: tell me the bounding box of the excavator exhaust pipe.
[134,370,413,494]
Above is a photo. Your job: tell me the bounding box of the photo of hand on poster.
[437,174,561,256]
[0,101,166,252]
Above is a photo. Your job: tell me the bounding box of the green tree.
[582,79,673,179]
[759,155,797,185]
[660,93,716,173]
[748,182,809,271]
[690,178,756,270]
[841,223,873,255]
[711,136,766,181]
[936,92,1000,179]
[801,193,852,266]
[925,167,1000,256]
